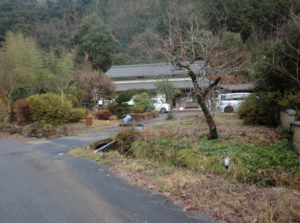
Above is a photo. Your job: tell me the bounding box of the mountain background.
[0,0,299,74]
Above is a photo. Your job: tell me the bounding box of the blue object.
[123,115,131,124]
[135,126,142,130]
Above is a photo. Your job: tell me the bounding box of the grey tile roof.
[220,84,253,92]
[114,79,207,92]
[115,79,191,92]
[106,61,204,78]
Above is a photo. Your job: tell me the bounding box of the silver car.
[219,93,250,113]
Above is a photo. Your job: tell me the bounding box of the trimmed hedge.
[26,93,72,125]
[68,108,87,122]
[95,109,113,120]
[127,111,158,121]
[130,105,144,113]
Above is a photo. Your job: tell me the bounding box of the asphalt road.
[0,112,219,223]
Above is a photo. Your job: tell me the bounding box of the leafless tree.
[135,2,249,139]
[75,64,116,110]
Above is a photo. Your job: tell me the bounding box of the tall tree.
[73,14,120,72]
[0,32,42,118]
[43,49,75,100]
[255,11,300,93]
[154,79,179,104]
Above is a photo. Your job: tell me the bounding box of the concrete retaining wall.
[280,109,296,129]
[290,121,300,154]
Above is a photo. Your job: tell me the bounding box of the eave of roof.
[220,83,253,91]
[114,78,210,92]
[106,61,204,78]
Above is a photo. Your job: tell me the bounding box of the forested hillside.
[0,0,299,70]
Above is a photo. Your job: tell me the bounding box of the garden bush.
[95,109,112,120]
[116,107,131,119]
[269,91,300,120]
[130,105,143,113]
[115,88,151,104]
[68,108,86,122]
[132,93,154,110]
[14,99,31,125]
[238,94,278,125]
[10,87,31,102]
[26,93,72,125]
[107,101,118,114]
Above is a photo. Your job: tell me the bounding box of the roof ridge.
[109,61,202,69]
[110,63,172,68]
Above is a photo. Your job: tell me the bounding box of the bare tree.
[75,64,116,110]
[135,2,249,139]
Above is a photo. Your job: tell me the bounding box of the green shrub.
[116,107,130,119]
[65,93,82,108]
[238,94,278,125]
[130,105,143,113]
[269,91,300,120]
[95,109,112,120]
[10,87,31,102]
[26,93,72,125]
[132,93,154,110]
[68,108,86,122]
[107,101,118,114]
[115,88,151,104]
[166,110,175,120]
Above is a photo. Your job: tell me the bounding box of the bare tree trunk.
[196,94,218,139]
[60,90,64,103]
[183,64,221,140]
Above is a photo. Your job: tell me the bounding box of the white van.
[219,92,250,113]
[151,98,171,113]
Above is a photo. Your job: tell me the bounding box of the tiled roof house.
[106,62,253,109]
[106,62,208,108]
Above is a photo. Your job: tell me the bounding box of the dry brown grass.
[99,151,300,223]
[68,115,300,223]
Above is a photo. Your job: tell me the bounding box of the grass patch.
[81,149,300,223]
[127,117,300,188]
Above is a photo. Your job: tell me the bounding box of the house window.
[185,96,197,102]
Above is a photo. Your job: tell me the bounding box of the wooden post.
[86,116,93,126]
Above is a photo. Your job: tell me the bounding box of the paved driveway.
[0,112,218,223]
